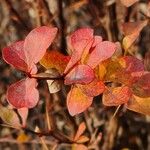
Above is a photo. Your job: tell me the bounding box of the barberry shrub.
[1,21,150,148]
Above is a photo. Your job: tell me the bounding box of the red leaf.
[7,78,39,108]
[120,0,139,7]
[65,65,95,85]
[87,41,116,68]
[64,28,94,73]
[103,86,132,106]
[70,28,94,52]
[144,51,150,71]
[132,73,150,97]
[24,26,57,67]
[77,79,105,97]
[74,122,86,141]
[67,87,93,116]
[2,41,34,73]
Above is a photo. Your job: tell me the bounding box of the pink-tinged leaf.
[122,20,148,50]
[72,144,88,150]
[70,28,94,52]
[65,65,95,85]
[77,79,105,97]
[64,28,94,73]
[103,86,132,106]
[24,26,57,66]
[7,78,39,109]
[92,36,103,48]
[0,105,21,127]
[132,73,150,98]
[126,95,150,116]
[74,122,86,141]
[64,39,93,74]
[87,41,116,69]
[67,87,93,116]
[120,0,139,7]
[2,41,32,73]
[18,108,28,127]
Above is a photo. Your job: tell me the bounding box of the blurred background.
[0,0,150,150]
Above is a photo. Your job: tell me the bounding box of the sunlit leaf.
[120,0,139,7]
[0,105,21,127]
[122,20,148,50]
[65,65,95,85]
[40,50,70,74]
[67,87,93,116]
[7,78,39,108]
[70,28,94,52]
[86,41,116,69]
[132,73,150,97]
[24,26,58,67]
[2,41,36,73]
[74,122,86,141]
[77,79,105,97]
[17,108,28,127]
[103,86,132,106]
[64,28,94,73]
[104,56,144,85]
[126,95,150,116]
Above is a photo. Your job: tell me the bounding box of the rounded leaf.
[103,86,132,106]
[77,79,105,97]
[65,65,95,85]
[7,78,39,108]
[24,26,58,66]
[67,87,93,116]
[87,41,116,69]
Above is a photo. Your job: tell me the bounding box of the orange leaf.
[104,56,144,85]
[103,86,132,106]
[122,20,148,50]
[40,50,70,74]
[67,87,93,116]
[120,0,139,7]
[126,95,150,116]
[77,79,105,97]
[74,122,86,141]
